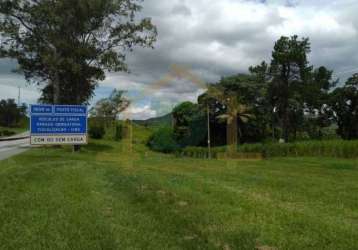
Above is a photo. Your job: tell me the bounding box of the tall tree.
[0,0,157,104]
[331,73,358,140]
[269,35,312,142]
[172,101,206,147]
[304,66,337,139]
[90,89,130,120]
[249,61,272,140]
[198,79,257,147]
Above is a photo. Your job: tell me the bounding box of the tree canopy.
[171,35,358,148]
[90,89,130,120]
[0,0,157,104]
[331,74,358,140]
[269,35,312,142]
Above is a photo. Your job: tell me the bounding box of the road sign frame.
[30,104,88,145]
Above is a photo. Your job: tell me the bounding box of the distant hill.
[133,113,172,127]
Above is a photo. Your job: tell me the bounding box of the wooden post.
[226,96,238,157]
[207,104,211,159]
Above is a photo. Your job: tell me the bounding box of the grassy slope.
[0,137,357,249]
[0,126,27,136]
[133,113,172,127]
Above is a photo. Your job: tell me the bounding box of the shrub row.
[88,125,106,139]
[0,130,16,138]
[176,140,358,159]
[175,146,226,159]
[147,127,179,153]
[260,140,358,158]
[88,121,124,141]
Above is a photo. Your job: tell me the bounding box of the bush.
[0,130,16,137]
[176,140,358,159]
[238,140,358,159]
[88,125,105,139]
[176,146,226,159]
[147,127,179,153]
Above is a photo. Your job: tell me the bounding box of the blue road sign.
[30,105,88,145]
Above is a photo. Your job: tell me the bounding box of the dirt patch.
[178,201,188,207]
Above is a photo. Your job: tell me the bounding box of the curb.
[0,136,30,142]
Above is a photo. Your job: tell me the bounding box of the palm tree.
[207,86,253,155]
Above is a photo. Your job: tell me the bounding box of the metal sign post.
[30,105,88,145]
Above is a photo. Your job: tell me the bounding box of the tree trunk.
[51,74,62,149]
[226,116,238,156]
[280,67,290,143]
[73,89,82,152]
[52,75,60,105]
[282,110,289,143]
[282,81,290,143]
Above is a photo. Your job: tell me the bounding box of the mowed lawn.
[0,140,357,250]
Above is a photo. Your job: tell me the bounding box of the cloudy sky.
[1,0,358,119]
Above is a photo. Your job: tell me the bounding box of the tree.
[206,84,253,152]
[173,102,199,136]
[248,61,272,140]
[90,89,130,120]
[0,0,157,104]
[147,126,179,153]
[304,66,337,139]
[331,73,358,140]
[172,101,206,147]
[0,99,27,127]
[269,35,312,142]
[89,89,129,143]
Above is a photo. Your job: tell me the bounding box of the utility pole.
[171,103,175,129]
[51,45,60,105]
[130,119,133,154]
[17,86,21,106]
[207,104,211,159]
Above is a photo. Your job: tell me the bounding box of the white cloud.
[120,104,157,120]
[2,0,358,117]
[0,74,40,104]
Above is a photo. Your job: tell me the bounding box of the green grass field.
[0,139,357,249]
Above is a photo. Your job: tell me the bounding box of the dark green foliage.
[331,74,358,140]
[177,140,358,159]
[88,125,105,139]
[170,35,356,146]
[0,0,157,104]
[0,130,16,137]
[241,140,358,158]
[269,35,312,142]
[190,37,318,145]
[172,102,207,147]
[147,126,179,153]
[90,89,130,119]
[0,99,27,127]
[303,67,337,139]
[177,146,226,159]
[89,89,130,141]
[195,74,267,146]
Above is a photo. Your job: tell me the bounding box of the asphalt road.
[0,132,30,161]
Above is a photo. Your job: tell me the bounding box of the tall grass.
[177,140,358,159]
[260,140,358,158]
[176,146,226,159]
